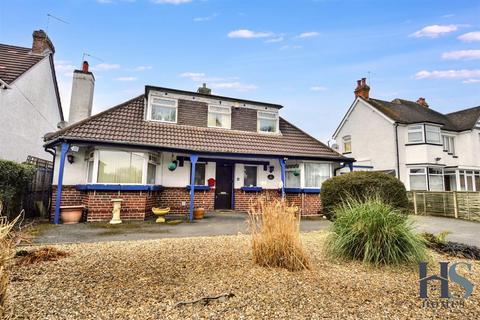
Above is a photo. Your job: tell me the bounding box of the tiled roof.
[366,97,479,131]
[45,95,347,160]
[0,44,44,84]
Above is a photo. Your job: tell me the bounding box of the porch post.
[348,162,353,172]
[279,158,286,198]
[53,142,70,224]
[189,154,199,222]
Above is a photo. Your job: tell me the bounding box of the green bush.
[0,159,35,218]
[326,197,427,265]
[321,171,408,219]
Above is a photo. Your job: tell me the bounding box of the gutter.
[394,123,400,179]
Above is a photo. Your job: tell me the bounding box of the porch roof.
[45,95,352,162]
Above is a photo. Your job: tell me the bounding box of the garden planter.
[193,208,205,220]
[60,205,84,224]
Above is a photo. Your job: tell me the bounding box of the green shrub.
[321,171,408,219]
[326,197,427,266]
[0,160,35,218]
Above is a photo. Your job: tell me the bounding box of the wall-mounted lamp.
[434,157,442,163]
[67,154,75,164]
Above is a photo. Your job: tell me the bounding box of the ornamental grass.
[248,198,311,271]
[326,197,427,266]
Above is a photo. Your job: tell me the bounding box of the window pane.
[208,112,231,128]
[285,171,301,188]
[259,118,276,132]
[151,104,176,122]
[87,160,94,183]
[425,125,441,144]
[194,163,206,185]
[258,112,277,119]
[410,168,426,174]
[152,97,176,106]
[429,176,443,191]
[408,131,423,143]
[410,175,427,190]
[444,174,457,191]
[428,168,443,174]
[244,166,257,187]
[305,163,330,188]
[97,150,143,183]
[147,163,156,185]
[466,175,474,191]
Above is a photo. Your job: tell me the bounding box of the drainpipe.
[279,158,286,198]
[53,142,70,224]
[189,154,198,222]
[394,123,400,179]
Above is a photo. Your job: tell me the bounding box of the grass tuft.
[326,197,427,266]
[248,197,311,271]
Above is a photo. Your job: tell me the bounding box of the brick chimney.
[416,97,429,108]
[354,77,370,99]
[32,30,55,55]
[197,83,212,95]
[68,61,95,124]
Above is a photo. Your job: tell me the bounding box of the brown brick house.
[44,70,353,223]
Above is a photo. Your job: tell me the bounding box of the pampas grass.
[248,197,311,271]
[0,201,20,319]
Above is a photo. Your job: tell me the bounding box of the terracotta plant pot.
[193,208,205,220]
[60,205,84,224]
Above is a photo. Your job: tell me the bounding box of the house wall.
[0,56,62,162]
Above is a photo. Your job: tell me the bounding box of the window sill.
[75,184,164,191]
[282,188,321,194]
[240,186,263,192]
[186,185,211,191]
[405,142,443,146]
[342,152,352,155]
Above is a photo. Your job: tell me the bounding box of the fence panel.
[408,191,480,222]
[23,156,54,218]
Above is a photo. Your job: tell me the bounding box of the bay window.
[149,97,177,122]
[97,150,143,183]
[258,111,278,133]
[208,105,231,129]
[304,163,331,188]
[425,125,441,144]
[244,165,258,187]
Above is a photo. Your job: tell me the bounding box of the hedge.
[0,159,35,218]
[320,171,409,220]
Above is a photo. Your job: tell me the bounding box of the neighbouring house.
[0,30,64,162]
[333,78,480,192]
[44,67,353,223]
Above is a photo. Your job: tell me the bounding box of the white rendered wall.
[0,57,62,162]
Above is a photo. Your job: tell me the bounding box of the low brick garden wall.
[51,186,322,222]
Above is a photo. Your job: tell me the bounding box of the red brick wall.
[234,189,321,215]
[158,188,215,214]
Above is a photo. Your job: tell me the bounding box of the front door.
[214,162,234,210]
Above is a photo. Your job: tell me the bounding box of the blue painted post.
[189,154,199,222]
[279,158,286,198]
[348,162,354,172]
[53,142,70,224]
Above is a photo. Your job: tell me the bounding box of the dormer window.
[258,111,278,133]
[148,96,177,123]
[208,105,231,129]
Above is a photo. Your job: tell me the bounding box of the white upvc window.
[342,135,352,153]
[409,168,427,190]
[243,165,258,187]
[304,163,331,188]
[285,164,301,188]
[407,125,424,143]
[208,105,231,129]
[147,154,160,185]
[258,111,278,133]
[148,96,177,123]
[428,168,444,191]
[442,135,455,154]
[425,125,441,144]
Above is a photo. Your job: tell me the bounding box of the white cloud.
[442,50,480,60]
[442,14,454,18]
[193,13,218,22]
[114,76,137,81]
[410,24,460,38]
[92,63,121,71]
[54,60,76,76]
[210,82,258,92]
[458,31,480,42]
[227,29,273,39]
[297,31,320,39]
[265,36,284,43]
[310,86,327,91]
[463,78,480,84]
[132,65,153,71]
[280,45,302,50]
[151,0,192,4]
[180,72,206,81]
[414,69,480,79]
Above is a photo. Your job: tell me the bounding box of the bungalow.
[44,63,353,223]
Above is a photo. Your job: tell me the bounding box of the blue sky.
[1,0,479,142]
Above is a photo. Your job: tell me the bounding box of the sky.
[1,0,479,143]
